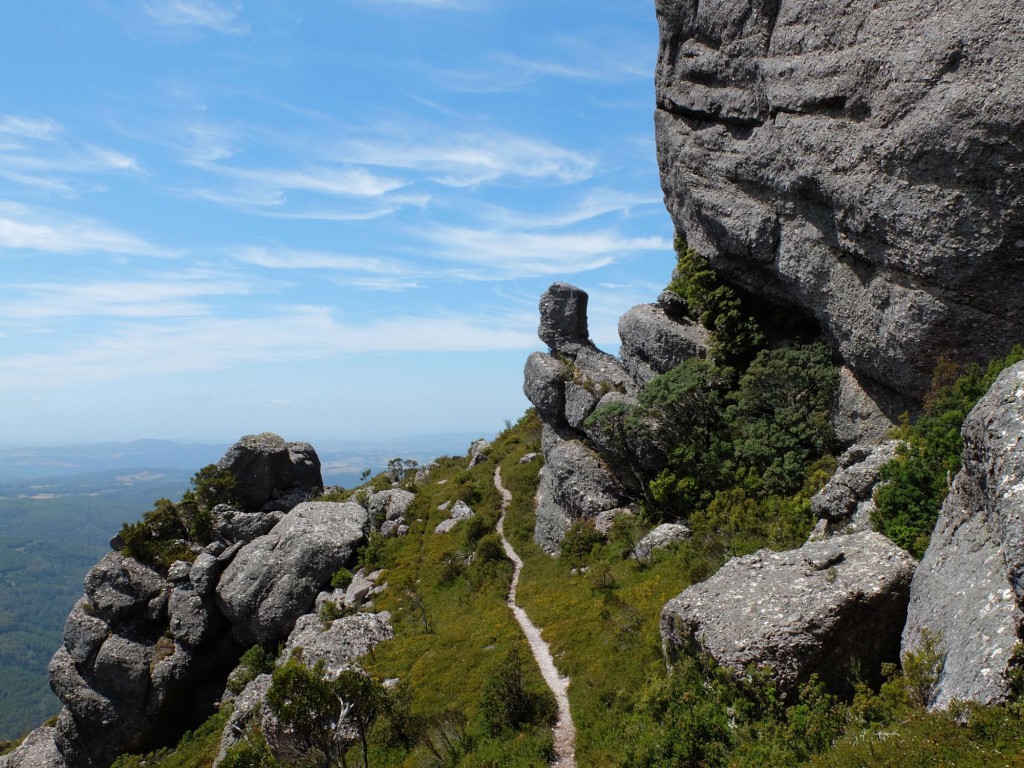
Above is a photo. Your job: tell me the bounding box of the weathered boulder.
[662,532,916,696]
[0,726,67,768]
[534,435,626,554]
[216,501,369,644]
[212,504,283,543]
[634,523,692,562]
[367,489,415,527]
[434,500,475,534]
[618,303,708,387]
[832,367,897,447]
[902,362,1024,708]
[467,438,491,467]
[82,553,164,624]
[523,352,569,425]
[808,440,899,541]
[539,282,590,352]
[61,598,110,666]
[655,0,1024,401]
[218,433,323,511]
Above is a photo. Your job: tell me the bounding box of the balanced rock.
[539,282,590,352]
[655,0,1024,400]
[218,433,323,511]
[216,501,368,644]
[902,362,1024,708]
[662,532,916,696]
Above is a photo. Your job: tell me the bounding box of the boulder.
[217,433,323,511]
[523,352,569,425]
[82,553,164,624]
[618,303,708,387]
[655,0,1024,401]
[216,501,369,644]
[564,383,598,431]
[832,367,897,447]
[662,532,916,696]
[534,436,626,554]
[0,726,67,768]
[808,440,899,540]
[467,439,491,467]
[367,489,415,527]
[902,362,1024,708]
[634,523,692,562]
[62,599,109,666]
[434,500,475,534]
[212,505,283,543]
[539,282,590,352]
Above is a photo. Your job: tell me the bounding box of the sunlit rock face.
[655,0,1024,404]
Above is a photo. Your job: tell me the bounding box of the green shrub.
[560,520,603,567]
[874,346,1024,557]
[330,566,354,590]
[226,643,277,695]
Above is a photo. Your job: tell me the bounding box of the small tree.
[266,655,384,768]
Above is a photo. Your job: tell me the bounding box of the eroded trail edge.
[493,467,576,768]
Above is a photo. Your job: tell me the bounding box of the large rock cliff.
[655,0,1024,404]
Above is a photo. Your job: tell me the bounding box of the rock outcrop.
[218,433,323,511]
[662,532,917,696]
[655,0,1024,404]
[434,499,475,534]
[618,303,708,387]
[808,441,899,541]
[902,362,1024,708]
[216,501,369,644]
[634,523,692,563]
[27,434,362,768]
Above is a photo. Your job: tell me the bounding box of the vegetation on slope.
[873,345,1024,557]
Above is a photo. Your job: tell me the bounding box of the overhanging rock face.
[655,0,1024,402]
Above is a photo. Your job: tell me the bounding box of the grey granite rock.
[564,383,598,431]
[82,553,164,624]
[539,282,590,352]
[188,552,221,597]
[218,433,323,511]
[618,303,708,387]
[434,500,475,534]
[809,441,900,541]
[216,501,369,644]
[902,362,1024,708]
[367,489,415,527]
[523,351,569,425]
[634,523,692,562]
[655,0,1024,401]
[212,505,283,543]
[62,598,110,666]
[534,435,626,554]
[662,532,916,696]
[832,367,897,446]
[467,438,491,468]
[0,726,67,768]
[168,586,215,647]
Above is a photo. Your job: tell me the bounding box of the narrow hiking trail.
[493,467,576,768]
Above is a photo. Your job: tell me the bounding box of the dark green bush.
[560,521,603,567]
[874,346,1024,557]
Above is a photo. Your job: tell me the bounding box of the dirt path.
[494,467,576,768]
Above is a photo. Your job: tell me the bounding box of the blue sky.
[0,0,674,445]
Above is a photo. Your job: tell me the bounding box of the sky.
[0,0,675,446]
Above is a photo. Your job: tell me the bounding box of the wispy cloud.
[0,114,140,197]
[479,189,663,229]
[359,0,483,8]
[0,116,63,141]
[340,130,595,187]
[144,0,249,35]
[0,306,537,389]
[231,246,408,274]
[0,274,251,321]
[422,225,670,279]
[0,201,175,258]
